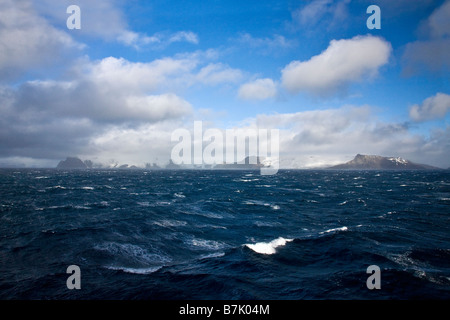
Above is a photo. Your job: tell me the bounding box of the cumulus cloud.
[409,93,450,122]
[281,35,392,96]
[0,0,81,81]
[0,50,249,163]
[238,78,277,101]
[85,56,198,93]
[8,55,195,123]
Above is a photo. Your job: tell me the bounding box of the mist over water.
[0,169,449,299]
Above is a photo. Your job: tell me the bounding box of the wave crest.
[245,237,293,255]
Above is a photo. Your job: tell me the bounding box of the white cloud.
[169,31,199,44]
[427,0,450,38]
[409,93,450,122]
[281,35,391,96]
[293,0,332,26]
[236,33,296,53]
[0,0,81,80]
[291,0,350,32]
[33,0,133,43]
[33,0,198,48]
[85,56,198,93]
[11,56,195,124]
[195,63,243,85]
[123,94,192,122]
[238,78,277,101]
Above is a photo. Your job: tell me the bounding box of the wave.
[244,237,293,255]
[94,242,171,265]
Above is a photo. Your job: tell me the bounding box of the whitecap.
[95,242,171,265]
[153,219,187,228]
[320,226,348,234]
[254,221,280,227]
[81,186,94,190]
[156,201,172,206]
[186,238,227,251]
[243,200,276,208]
[47,185,66,190]
[106,266,162,274]
[174,192,186,198]
[199,252,225,259]
[74,205,91,210]
[245,237,293,255]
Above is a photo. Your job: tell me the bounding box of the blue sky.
[0,0,449,168]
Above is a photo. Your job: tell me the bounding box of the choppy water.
[0,169,449,299]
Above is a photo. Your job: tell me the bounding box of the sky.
[0,0,449,168]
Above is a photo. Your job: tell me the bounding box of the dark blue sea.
[0,169,449,300]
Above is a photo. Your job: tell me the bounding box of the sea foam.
[320,226,348,234]
[106,266,162,274]
[245,237,293,255]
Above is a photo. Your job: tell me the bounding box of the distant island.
[328,154,441,170]
[56,157,88,169]
[54,156,273,170]
[55,154,442,170]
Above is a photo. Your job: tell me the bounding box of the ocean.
[0,169,449,300]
